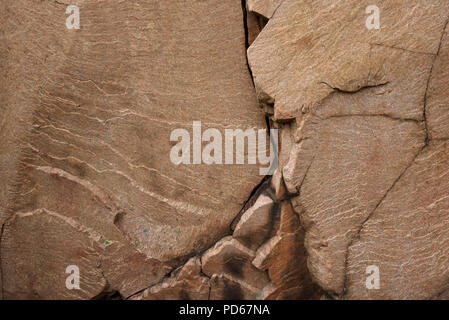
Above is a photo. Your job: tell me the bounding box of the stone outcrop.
[0,0,265,299]
[248,0,449,299]
[1,0,449,300]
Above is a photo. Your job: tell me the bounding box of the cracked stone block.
[288,115,425,294]
[247,0,449,299]
[252,202,317,299]
[248,0,449,120]
[201,237,270,291]
[264,233,319,300]
[209,274,261,300]
[132,257,209,300]
[233,194,275,249]
[427,22,449,139]
[1,0,265,299]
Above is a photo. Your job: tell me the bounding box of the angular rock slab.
[202,237,270,291]
[247,0,283,19]
[233,194,275,249]
[252,202,318,299]
[248,0,449,120]
[132,257,209,300]
[345,141,449,299]
[209,274,261,300]
[289,116,425,294]
[0,0,265,299]
[1,209,107,300]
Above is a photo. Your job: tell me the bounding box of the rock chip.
[202,237,270,291]
[132,257,209,300]
[233,194,275,249]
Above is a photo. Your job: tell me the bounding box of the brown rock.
[209,274,261,300]
[248,0,449,120]
[132,257,209,300]
[233,194,275,249]
[252,202,317,299]
[201,237,270,291]
[270,169,286,200]
[247,0,283,19]
[1,0,265,299]
[246,10,266,47]
[289,116,425,293]
[260,282,279,300]
[3,0,449,301]
[345,141,449,299]
[1,209,107,299]
[427,22,449,139]
[279,201,300,234]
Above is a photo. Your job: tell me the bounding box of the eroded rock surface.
[248,0,449,298]
[132,257,209,300]
[0,0,265,299]
[346,140,449,299]
[1,0,449,300]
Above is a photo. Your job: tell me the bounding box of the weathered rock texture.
[1,0,449,300]
[132,182,318,300]
[0,0,266,299]
[248,0,449,299]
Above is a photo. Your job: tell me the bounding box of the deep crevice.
[241,0,254,85]
[0,222,5,298]
[423,16,449,145]
[319,113,421,124]
[320,80,390,95]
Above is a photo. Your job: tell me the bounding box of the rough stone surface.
[202,237,270,292]
[248,0,449,120]
[209,274,260,300]
[247,0,283,19]
[345,141,449,299]
[132,257,209,300]
[288,115,425,293]
[0,0,265,299]
[247,0,449,299]
[233,194,274,249]
[2,0,449,301]
[252,201,318,299]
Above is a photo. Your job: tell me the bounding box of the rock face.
[0,0,265,299]
[1,0,449,300]
[132,184,318,300]
[248,0,449,299]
